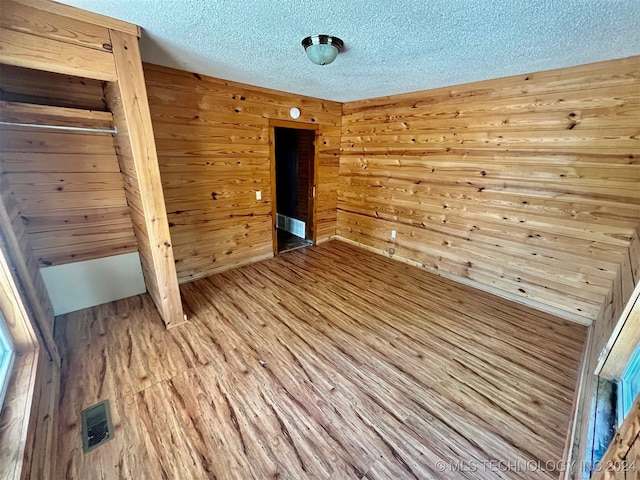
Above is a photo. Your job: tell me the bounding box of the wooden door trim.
[269,119,319,131]
[268,120,319,256]
[310,130,318,245]
[269,123,278,256]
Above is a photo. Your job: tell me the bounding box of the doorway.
[271,122,317,254]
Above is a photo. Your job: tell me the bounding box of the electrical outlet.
[391,230,397,239]
[255,191,262,200]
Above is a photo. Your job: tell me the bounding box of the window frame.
[617,341,640,426]
[0,310,15,409]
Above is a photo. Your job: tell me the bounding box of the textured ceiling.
[59,0,640,102]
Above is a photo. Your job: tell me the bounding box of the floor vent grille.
[81,399,113,453]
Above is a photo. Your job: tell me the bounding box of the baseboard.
[333,236,592,327]
[316,235,334,245]
[177,252,275,285]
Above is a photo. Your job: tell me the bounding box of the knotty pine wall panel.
[143,63,342,282]
[338,56,640,324]
[0,174,55,349]
[0,66,137,267]
[591,394,640,480]
[0,125,138,267]
[568,225,640,479]
[0,64,107,110]
[0,0,117,82]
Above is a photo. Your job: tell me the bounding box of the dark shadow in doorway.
[277,229,311,253]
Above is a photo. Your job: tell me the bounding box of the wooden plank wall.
[0,0,118,81]
[598,226,640,354]
[570,232,640,479]
[338,56,640,325]
[0,64,107,110]
[143,63,342,283]
[0,171,58,361]
[0,67,138,267]
[590,393,640,480]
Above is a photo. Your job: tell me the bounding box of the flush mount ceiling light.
[302,35,344,66]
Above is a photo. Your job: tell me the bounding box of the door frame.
[269,119,319,256]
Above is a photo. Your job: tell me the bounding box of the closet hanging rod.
[0,121,117,134]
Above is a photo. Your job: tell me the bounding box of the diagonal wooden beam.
[106,30,185,328]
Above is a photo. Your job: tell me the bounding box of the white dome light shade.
[302,35,344,66]
[306,43,338,65]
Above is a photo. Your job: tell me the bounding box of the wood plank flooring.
[54,241,587,479]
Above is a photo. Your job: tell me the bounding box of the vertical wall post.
[107,30,184,328]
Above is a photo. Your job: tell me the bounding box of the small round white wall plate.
[289,107,301,119]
